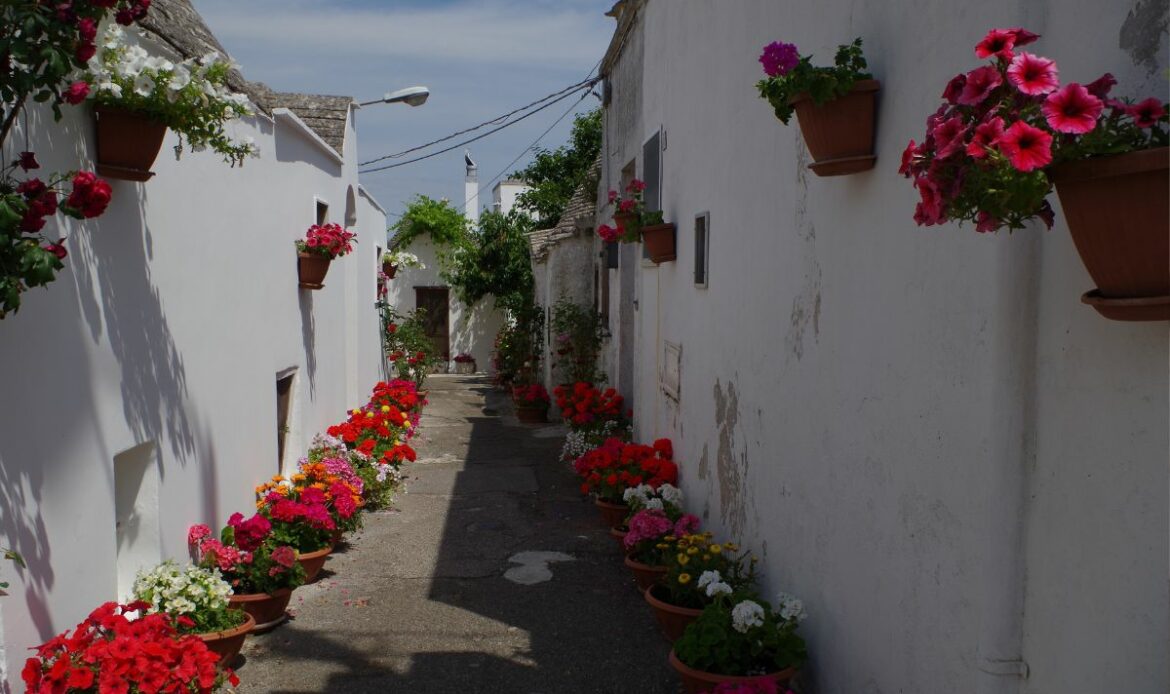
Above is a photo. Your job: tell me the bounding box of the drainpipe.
[976,234,1039,694]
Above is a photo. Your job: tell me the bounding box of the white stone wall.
[384,236,506,373]
[602,2,1168,693]
[0,90,384,685]
[492,181,528,215]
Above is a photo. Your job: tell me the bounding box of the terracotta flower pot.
[645,584,703,642]
[1049,146,1169,321]
[330,529,345,546]
[197,611,255,668]
[668,648,798,694]
[641,223,676,263]
[790,78,880,176]
[455,361,476,374]
[624,553,667,592]
[595,498,629,528]
[382,262,398,278]
[298,252,332,289]
[514,400,548,423]
[298,545,333,583]
[609,525,629,549]
[228,588,293,633]
[93,104,168,181]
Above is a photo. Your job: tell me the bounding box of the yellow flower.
[678,573,692,585]
[365,411,375,418]
[271,474,283,482]
[381,405,390,413]
[655,543,669,550]
[404,420,413,428]
[664,535,676,542]
[351,408,361,416]
[687,547,700,555]
[701,554,712,562]
[725,543,739,552]
[708,544,722,553]
[676,554,690,566]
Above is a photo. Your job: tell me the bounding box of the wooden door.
[415,287,450,361]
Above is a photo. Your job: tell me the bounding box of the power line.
[460,88,593,214]
[359,76,599,168]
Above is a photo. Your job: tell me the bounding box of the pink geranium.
[1007,52,1059,95]
[1042,84,1103,134]
[624,509,675,550]
[759,41,800,77]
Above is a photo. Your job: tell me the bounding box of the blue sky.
[195,0,614,225]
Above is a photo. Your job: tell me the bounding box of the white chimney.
[464,150,479,226]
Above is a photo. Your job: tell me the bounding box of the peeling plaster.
[786,145,823,362]
[1120,0,1169,73]
[713,379,748,538]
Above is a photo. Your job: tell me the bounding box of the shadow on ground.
[236,375,677,693]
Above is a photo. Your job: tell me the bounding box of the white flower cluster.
[375,461,405,486]
[622,482,683,513]
[731,599,766,634]
[132,560,231,619]
[383,250,425,269]
[560,419,629,462]
[697,570,733,598]
[776,592,807,624]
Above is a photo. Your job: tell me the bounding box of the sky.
[195,0,614,225]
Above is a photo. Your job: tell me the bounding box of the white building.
[491,179,529,215]
[0,2,386,685]
[570,1,1166,693]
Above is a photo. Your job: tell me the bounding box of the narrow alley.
[236,375,677,693]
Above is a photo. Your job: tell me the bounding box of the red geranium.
[512,383,550,403]
[23,602,238,694]
[573,437,678,502]
[553,382,625,431]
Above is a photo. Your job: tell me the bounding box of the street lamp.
[358,86,430,108]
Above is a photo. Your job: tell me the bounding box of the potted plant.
[381,249,424,278]
[615,482,685,546]
[900,27,1169,320]
[671,593,808,693]
[512,383,550,423]
[623,508,701,593]
[22,601,240,692]
[132,560,254,667]
[189,518,306,632]
[82,24,257,181]
[308,432,403,512]
[284,454,366,544]
[645,532,758,641]
[553,382,627,433]
[574,437,678,529]
[756,38,879,176]
[295,222,357,289]
[255,483,337,583]
[597,179,675,263]
[453,352,477,374]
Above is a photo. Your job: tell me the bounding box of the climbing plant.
[389,195,470,260]
[512,108,601,229]
[444,208,535,315]
[550,298,605,384]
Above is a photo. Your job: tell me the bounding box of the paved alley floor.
[237,375,677,693]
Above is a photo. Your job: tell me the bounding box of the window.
[275,368,298,473]
[641,131,661,262]
[315,200,329,226]
[694,212,710,288]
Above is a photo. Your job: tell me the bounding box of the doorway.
[415,287,450,362]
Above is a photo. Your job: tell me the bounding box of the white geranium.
[658,483,683,506]
[382,249,425,270]
[133,560,233,625]
[645,498,664,511]
[731,599,766,633]
[622,484,653,505]
[697,570,732,597]
[776,592,807,623]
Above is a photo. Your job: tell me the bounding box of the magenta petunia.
[759,41,800,77]
[1128,97,1166,128]
[966,116,1005,159]
[941,74,966,104]
[998,121,1053,172]
[1006,28,1040,47]
[1007,52,1059,95]
[930,115,968,160]
[975,211,1000,233]
[957,66,1003,106]
[974,29,1017,60]
[1042,83,1103,134]
[1084,73,1117,99]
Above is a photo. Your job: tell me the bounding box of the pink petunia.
[1006,28,1040,47]
[930,115,968,160]
[1007,52,1059,95]
[966,116,1005,159]
[941,74,966,104]
[898,140,918,177]
[1128,97,1166,128]
[975,211,1000,233]
[1084,73,1117,99]
[957,66,1003,106]
[998,121,1053,172]
[915,177,945,224]
[1042,83,1103,134]
[974,29,1018,60]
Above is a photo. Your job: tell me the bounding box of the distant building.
[491,179,529,216]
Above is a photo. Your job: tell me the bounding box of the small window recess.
[315,199,329,226]
[694,212,710,288]
[276,368,297,474]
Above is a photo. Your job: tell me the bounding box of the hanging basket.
[1049,147,1169,321]
[382,262,398,278]
[641,223,676,263]
[298,253,332,289]
[93,105,168,182]
[790,79,880,176]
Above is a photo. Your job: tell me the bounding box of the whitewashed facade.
[593,2,1167,693]
[0,9,386,688]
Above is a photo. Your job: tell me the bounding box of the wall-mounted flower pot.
[668,649,797,694]
[641,223,676,263]
[790,79,880,176]
[605,240,620,269]
[1049,146,1169,321]
[382,262,398,278]
[298,253,331,289]
[93,105,168,182]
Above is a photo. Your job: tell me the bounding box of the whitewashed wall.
[384,236,505,372]
[601,2,1168,693]
[0,82,384,686]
